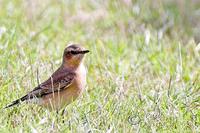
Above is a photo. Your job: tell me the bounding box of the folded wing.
[4,68,75,108]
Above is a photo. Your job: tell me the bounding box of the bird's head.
[62,44,89,68]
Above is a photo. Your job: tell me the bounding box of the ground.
[0,0,199,132]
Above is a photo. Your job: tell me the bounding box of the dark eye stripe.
[65,51,77,54]
[66,50,87,55]
[70,51,77,54]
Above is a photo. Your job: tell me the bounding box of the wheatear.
[5,44,89,110]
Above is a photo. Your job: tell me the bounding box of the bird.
[4,44,89,110]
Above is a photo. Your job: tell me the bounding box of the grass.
[0,0,199,132]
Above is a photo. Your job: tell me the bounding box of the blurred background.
[0,0,200,45]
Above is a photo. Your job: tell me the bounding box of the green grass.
[0,0,199,132]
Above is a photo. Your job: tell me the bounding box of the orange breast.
[40,64,86,110]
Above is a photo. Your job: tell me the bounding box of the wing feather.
[4,68,75,108]
[28,72,75,98]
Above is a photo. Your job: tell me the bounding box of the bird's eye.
[71,51,77,54]
[65,50,78,55]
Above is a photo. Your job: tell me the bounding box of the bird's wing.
[27,70,76,98]
[4,68,75,108]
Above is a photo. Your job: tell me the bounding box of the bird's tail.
[4,95,28,109]
[4,99,21,109]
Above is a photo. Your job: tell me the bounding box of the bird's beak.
[79,50,90,54]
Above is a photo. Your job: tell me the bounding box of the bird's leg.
[61,108,66,123]
[56,109,59,124]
